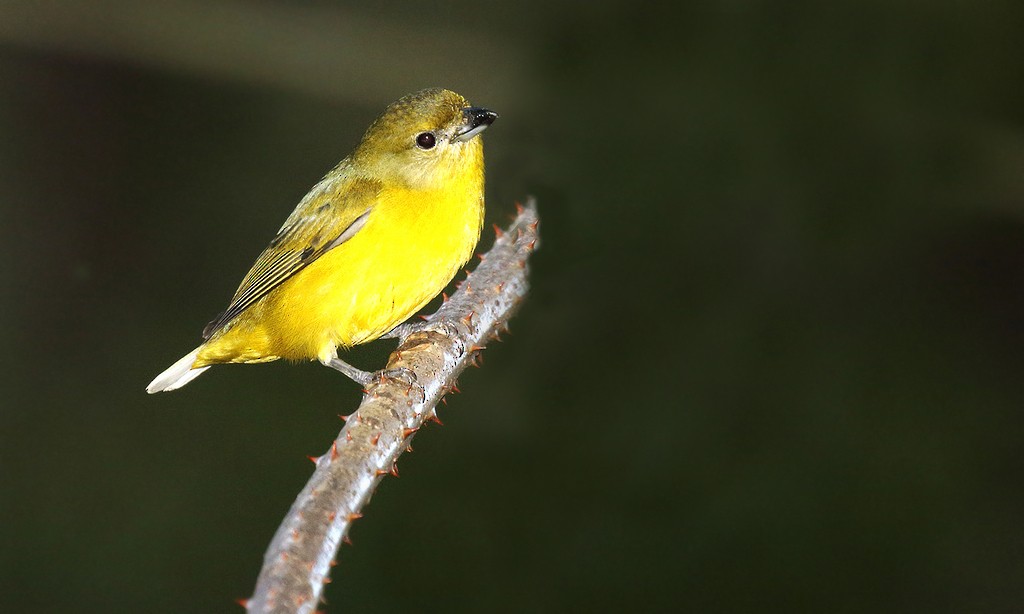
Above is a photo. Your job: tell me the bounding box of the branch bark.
[244,199,539,613]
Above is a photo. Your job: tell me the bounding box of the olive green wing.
[202,176,381,339]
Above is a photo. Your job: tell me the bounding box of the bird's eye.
[415,132,436,149]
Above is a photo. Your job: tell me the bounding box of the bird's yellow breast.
[195,180,483,366]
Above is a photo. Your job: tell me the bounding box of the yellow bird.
[147,88,496,393]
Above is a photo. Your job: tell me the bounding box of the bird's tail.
[146,347,210,394]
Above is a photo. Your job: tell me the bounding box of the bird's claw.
[381,319,434,340]
[377,367,417,386]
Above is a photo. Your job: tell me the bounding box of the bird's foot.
[323,357,374,387]
[322,357,417,388]
[380,319,433,340]
[379,367,417,386]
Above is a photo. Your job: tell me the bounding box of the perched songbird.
[147,88,497,393]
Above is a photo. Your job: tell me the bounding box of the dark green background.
[2,1,1023,612]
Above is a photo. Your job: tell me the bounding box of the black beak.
[453,107,498,142]
[466,107,498,129]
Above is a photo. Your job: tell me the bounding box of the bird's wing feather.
[202,173,381,339]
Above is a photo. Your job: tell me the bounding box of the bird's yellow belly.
[196,187,482,366]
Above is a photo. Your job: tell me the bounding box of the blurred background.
[2,1,1023,612]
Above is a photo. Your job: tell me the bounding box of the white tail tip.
[147,347,210,394]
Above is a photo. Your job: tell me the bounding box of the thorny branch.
[244,199,539,613]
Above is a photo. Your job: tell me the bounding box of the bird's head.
[353,88,497,190]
